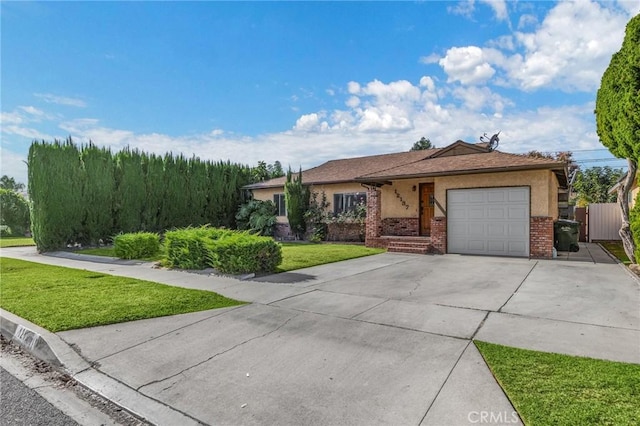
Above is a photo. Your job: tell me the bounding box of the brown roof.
[357,150,566,183]
[245,142,568,189]
[245,148,439,189]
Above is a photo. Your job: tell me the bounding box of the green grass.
[475,341,640,426]
[599,241,631,265]
[0,237,35,248]
[277,243,385,272]
[0,257,245,332]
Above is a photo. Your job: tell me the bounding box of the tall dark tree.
[284,168,310,239]
[410,137,434,151]
[269,161,285,178]
[595,13,640,263]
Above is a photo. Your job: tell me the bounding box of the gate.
[587,203,621,241]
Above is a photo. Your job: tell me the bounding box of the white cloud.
[437,0,635,92]
[479,0,508,21]
[451,86,513,112]
[34,93,87,108]
[347,81,361,94]
[439,46,496,85]
[293,113,323,132]
[419,53,441,64]
[517,14,537,30]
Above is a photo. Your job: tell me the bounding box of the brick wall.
[530,216,554,259]
[365,187,382,247]
[326,222,364,242]
[382,217,419,236]
[431,217,446,254]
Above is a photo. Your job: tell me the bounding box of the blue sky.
[2,1,638,185]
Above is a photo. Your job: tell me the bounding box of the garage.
[447,187,530,257]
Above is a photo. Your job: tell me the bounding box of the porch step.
[385,238,433,255]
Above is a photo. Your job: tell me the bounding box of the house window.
[334,192,367,215]
[274,193,286,216]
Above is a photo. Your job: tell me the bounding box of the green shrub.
[163,226,281,274]
[207,232,282,274]
[0,189,30,237]
[114,232,160,260]
[163,226,233,269]
[235,200,278,236]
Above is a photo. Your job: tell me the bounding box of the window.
[274,193,286,216]
[333,192,367,215]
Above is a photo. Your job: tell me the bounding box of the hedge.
[114,232,161,260]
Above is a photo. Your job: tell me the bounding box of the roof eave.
[356,164,568,185]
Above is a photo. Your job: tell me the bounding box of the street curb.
[0,310,201,426]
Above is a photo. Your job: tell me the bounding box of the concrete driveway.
[2,244,639,425]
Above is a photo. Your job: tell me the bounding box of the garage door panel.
[488,207,505,219]
[487,191,506,202]
[447,187,529,257]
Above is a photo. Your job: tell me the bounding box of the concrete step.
[387,245,431,255]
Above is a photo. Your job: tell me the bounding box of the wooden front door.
[420,183,435,236]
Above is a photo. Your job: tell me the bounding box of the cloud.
[449,0,509,21]
[419,53,441,64]
[479,0,508,21]
[437,0,635,92]
[439,46,496,85]
[34,93,87,107]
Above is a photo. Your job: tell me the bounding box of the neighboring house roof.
[245,141,568,190]
[608,172,637,194]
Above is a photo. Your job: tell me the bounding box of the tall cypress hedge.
[27,139,254,251]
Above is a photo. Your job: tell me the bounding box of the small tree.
[304,191,331,242]
[595,13,640,263]
[410,137,434,151]
[284,168,310,239]
[0,189,30,236]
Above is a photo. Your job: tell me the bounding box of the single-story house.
[608,172,638,208]
[246,140,568,259]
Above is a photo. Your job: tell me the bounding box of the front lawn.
[0,237,35,248]
[599,241,631,264]
[476,341,640,426]
[0,257,244,332]
[277,243,385,272]
[78,242,385,273]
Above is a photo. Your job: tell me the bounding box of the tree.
[573,166,624,205]
[410,137,434,151]
[595,13,640,263]
[0,189,30,236]
[284,168,310,239]
[0,175,25,192]
[268,161,285,178]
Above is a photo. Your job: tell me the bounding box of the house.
[608,172,638,208]
[246,140,568,259]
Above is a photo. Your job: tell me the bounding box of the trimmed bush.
[163,226,233,269]
[163,226,282,274]
[208,232,282,274]
[114,232,161,260]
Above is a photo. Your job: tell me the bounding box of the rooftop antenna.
[480,131,500,151]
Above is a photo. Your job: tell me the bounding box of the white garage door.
[448,187,530,257]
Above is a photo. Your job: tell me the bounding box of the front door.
[420,183,434,236]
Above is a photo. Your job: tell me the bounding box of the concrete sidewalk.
[1,244,638,425]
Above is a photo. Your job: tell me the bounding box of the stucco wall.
[433,169,556,217]
[381,178,434,218]
[252,183,366,222]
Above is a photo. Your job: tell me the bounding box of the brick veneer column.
[430,217,447,254]
[530,216,554,259]
[365,187,383,248]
